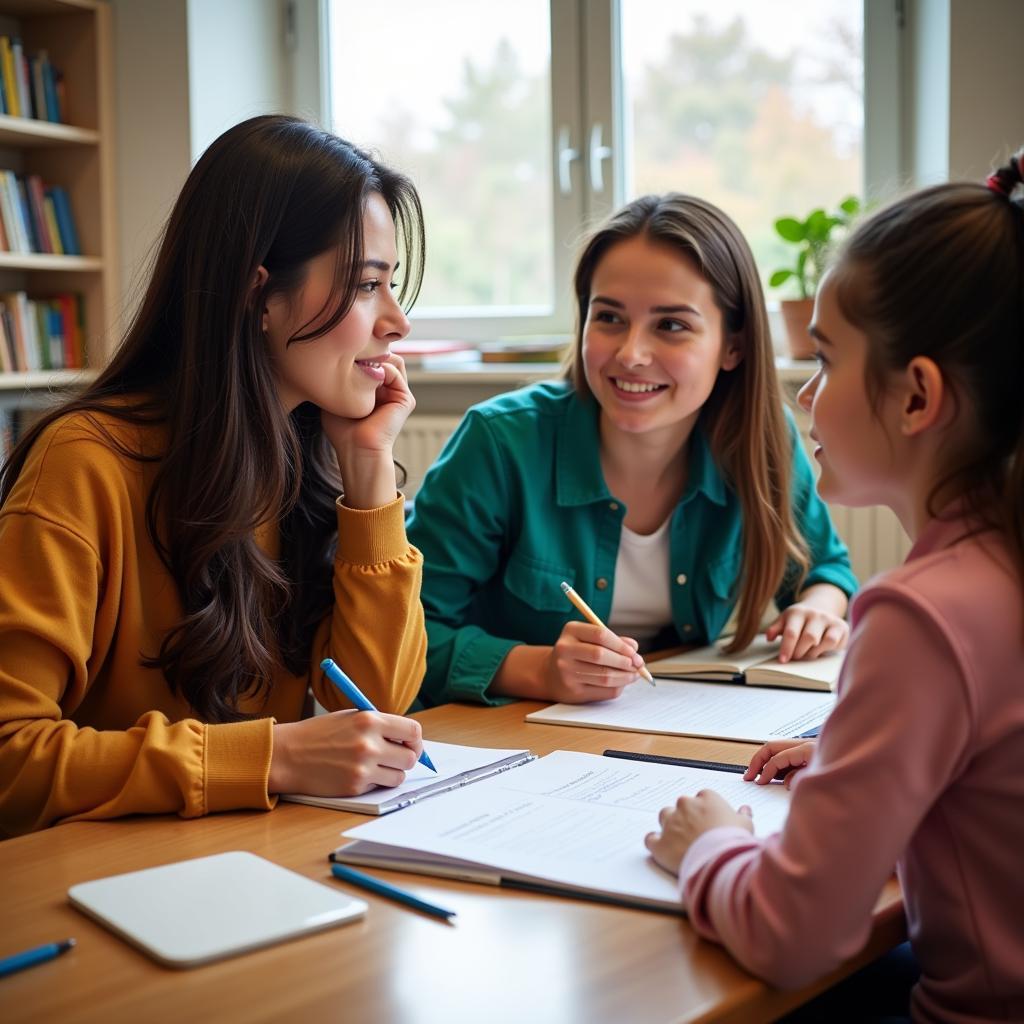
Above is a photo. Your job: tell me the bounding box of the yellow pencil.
[559,581,657,686]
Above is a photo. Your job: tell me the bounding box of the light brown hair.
[565,193,809,651]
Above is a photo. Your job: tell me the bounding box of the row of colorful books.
[0,291,84,373]
[0,170,79,255]
[0,36,64,122]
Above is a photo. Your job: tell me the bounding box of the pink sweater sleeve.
[679,591,972,989]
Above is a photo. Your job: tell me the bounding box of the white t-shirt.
[607,515,673,640]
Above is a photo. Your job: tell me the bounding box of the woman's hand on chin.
[322,355,415,508]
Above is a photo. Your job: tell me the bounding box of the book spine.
[26,176,50,253]
[50,187,80,255]
[30,54,45,123]
[1,292,27,371]
[18,293,38,371]
[5,172,30,252]
[12,42,30,119]
[49,304,65,369]
[0,175,23,253]
[42,194,63,255]
[43,56,60,124]
[0,300,12,373]
[16,178,39,253]
[54,70,65,124]
[57,294,76,368]
[0,38,19,118]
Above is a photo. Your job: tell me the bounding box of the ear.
[899,356,946,437]
[252,265,270,331]
[720,338,743,372]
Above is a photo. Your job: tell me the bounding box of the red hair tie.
[987,172,1009,195]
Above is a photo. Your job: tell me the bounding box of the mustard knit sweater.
[0,408,426,836]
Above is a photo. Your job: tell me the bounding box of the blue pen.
[330,862,456,920]
[0,938,76,979]
[320,658,437,773]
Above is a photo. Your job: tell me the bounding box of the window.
[323,0,899,339]
[620,0,863,290]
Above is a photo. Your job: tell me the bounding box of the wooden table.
[0,702,905,1024]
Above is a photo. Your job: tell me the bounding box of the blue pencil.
[330,863,456,920]
[320,658,437,773]
[0,939,75,979]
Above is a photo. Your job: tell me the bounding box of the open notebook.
[282,740,535,814]
[647,635,844,692]
[526,677,834,743]
[331,750,791,913]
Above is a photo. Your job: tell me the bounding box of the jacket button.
[596,578,608,590]
[609,501,619,511]
[676,573,687,585]
[682,623,693,633]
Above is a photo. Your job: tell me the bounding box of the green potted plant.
[769,196,861,359]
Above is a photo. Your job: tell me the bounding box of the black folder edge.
[601,749,747,773]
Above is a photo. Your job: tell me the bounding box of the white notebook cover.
[68,851,366,968]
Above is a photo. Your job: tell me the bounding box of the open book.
[282,740,535,815]
[647,635,844,692]
[331,750,791,913]
[526,677,833,743]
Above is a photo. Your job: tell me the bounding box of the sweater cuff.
[334,494,410,566]
[204,717,276,814]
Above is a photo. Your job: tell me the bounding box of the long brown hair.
[832,148,1024,589]
[0,115,425,722]
[565,193,808,651]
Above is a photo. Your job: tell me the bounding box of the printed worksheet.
[338,751,790,910]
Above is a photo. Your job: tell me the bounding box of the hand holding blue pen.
[320,658,437,773]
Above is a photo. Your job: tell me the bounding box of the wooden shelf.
[0,252,103,271]
[0,0,116,392]
[0,367,96,390]
[0,113,100,147]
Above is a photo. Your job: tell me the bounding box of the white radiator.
[397,413,910,581]
[828,503,911,586]
[395,415,462,497]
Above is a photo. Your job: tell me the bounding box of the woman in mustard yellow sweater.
[0,115,428,836]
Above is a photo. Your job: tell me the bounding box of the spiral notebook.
[282,740,536,814]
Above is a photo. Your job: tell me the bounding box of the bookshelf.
[0,0,115,416]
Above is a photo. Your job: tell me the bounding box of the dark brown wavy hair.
[831,148,1024,590]
[565,193,809,652]
[0,115,425,722]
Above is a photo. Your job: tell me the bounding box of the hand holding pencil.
[535,582,655,703]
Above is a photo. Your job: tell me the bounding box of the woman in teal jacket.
[408,194,856,708]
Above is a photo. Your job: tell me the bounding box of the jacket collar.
[555,394,728,508]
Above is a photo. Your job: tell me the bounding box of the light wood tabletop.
[0,701,904,1024]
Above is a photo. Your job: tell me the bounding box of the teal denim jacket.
[407,381,856,707]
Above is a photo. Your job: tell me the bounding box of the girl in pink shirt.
[646,149,1024,1023]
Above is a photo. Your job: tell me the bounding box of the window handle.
[589,123,613,193]
[557,126,580,195]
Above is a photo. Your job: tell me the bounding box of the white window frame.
[313,0,903,341]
